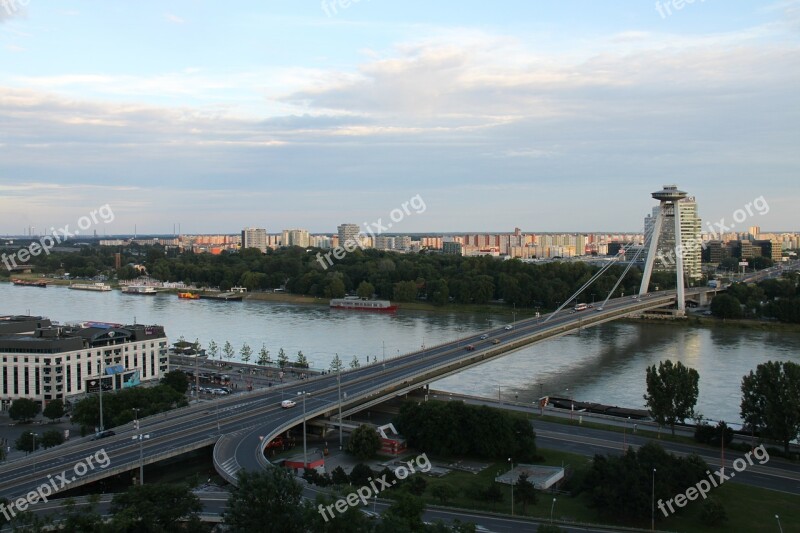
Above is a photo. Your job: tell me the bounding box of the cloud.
[163,12,185,25]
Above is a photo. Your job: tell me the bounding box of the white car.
[504,325,513,330]
[280,400,297,408]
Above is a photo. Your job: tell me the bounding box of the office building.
[337,224,360,248]
[0,316,168,407]
[282,229,310,248]
[643,194,702,280]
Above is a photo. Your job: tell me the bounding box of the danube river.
[3,283,800,426]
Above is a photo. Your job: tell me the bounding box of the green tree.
[357,281,375,299]
[393,280,418,302]
[644,360,700,435]
[306,493,374,532]
[9,398,40,423]
[330,353,344,373]
[741,360,800,454]
[346,424,381,460]
[349,463,375,487]
[42,399,65,422]
[710,294,743,319]
[381,492,425,532]
[514,472,537,513]
[295,350,309,368]
[225,468,306,533]
[330,466,350,486]
[240,343,253,364]
[349,355,361,369]
[278,348,289,368]
[41,429,64,449]
[15,431,39,453]
[258,345,272,366]
[223,341,235,360]
[207,339,219,360]
[700,498,727,527]
[431,483,456,504]
[109,483,202,531]
[161,370,189,394]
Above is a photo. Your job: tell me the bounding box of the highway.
[0,288,713,504]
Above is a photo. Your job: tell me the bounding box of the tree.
[15,431,39,453]
[431,483,456,504]
[700,498,727,527]
[278,348,289,368]
[9,398,40,423]
[110,483,202,531]
[483,484,503,507]
[356,281,375,299]
[41,429,64,449]
[349,355,361,369]
[330,466,350,486]
[514,472,537,513]
[346,424,381,460]
[240,343,252,364]
[295,350,309,368]
[741,360,800,454]
[223,341,235,360]
[349,463,375,487]
[393,280,418,302]
[226,469,306,532]
[207,339,219,360]
[258,345,272,366]
[306,493,374,533]
[381,492,425,532]
[644,360,700,435]
[161,370,189,394]
[710,294,743,319]
[330,353,344,373]
[43,399,64,422]
[404,474,427,496]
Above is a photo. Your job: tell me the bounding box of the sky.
[0,0,798,235]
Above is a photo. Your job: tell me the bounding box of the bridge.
[0,286,719,502]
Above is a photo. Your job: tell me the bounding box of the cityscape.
[1,2,799,533]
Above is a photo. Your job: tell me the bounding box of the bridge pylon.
[639,185,687,313]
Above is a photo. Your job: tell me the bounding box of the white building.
[0,316,169,407]
[241,227,268,253]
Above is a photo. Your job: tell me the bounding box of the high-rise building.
[749,226,761,239]
[241,227,268,253]
[337,224,360,248]
[643,196,702,280]
[281,229,310,248]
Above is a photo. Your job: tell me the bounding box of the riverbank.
[625,314,800,332]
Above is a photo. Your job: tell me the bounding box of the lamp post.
[132,431,150,485]
[31,432,39,473]
[776,514,783,533]
[508,457,514,516]
[98,354,105,432]
[550,497,557,523]
[302,391,308,469]
[651,468,656,531]
[337,370,343,451]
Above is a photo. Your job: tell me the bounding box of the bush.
[700,497,727,526]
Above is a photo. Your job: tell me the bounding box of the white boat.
[122,285,157,295]
[69,282,112,292]
[329,296,397,312]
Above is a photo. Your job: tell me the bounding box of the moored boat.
[329,296,398,312]
[122,285,157,295]
[178,292,201,299]
[11,279,48,288]
[69,282,112,292]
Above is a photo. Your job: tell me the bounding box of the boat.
[11,279,47,288]
[329,296,398,312]
[178,292,201,299]
[69,282,112,292]
[122,285,157,295]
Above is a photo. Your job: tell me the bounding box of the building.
[374,235,395,250]
[0,316,169,407]
[281,229,310,248]
[442,241,463,255]
[754,239,782,262]
[644,196,702,280]
[337,224,360,249]
[241,227,268,253]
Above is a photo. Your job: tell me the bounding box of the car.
[492,339,500,344]
[281,400,297,408]
[596,307,604,311]
[464,344,475,351]
[504,325,513,330]
[480,334,488,340]
[91,430,115,440]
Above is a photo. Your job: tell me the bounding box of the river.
[3,283,799,427]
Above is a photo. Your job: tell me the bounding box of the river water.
[3,283,799,426]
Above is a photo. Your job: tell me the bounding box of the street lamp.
[337,370,343,451]
[31,432,39,473]
[507,457,514,516]
[651,468,656,531]
[302,391,309,469]
[132,431,150,485]
[776,514,783,533]
[550,497,557,523]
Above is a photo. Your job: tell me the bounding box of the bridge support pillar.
[639,185,688,314]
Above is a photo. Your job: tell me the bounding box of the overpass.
[0,287,719,502]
